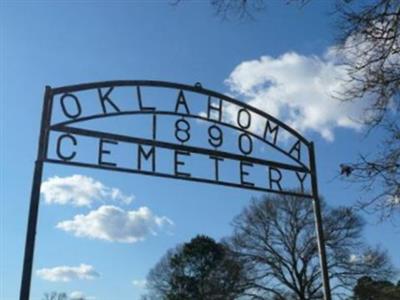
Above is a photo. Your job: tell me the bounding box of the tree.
[41,292,87,300]
[175,0,400,220]
[174,0,308,20]
[42,292,68,300]
[143,235,248,300]
[206,0,266,20]
[334,0,400,220]
[228,194,395,299]
[351,276,400,300]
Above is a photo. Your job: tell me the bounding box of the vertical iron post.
[309,142,332,300]
[19,87,53,300]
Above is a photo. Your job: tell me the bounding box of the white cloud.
[388,195,400,205]
[56,205,173,243]
[349,252,382,265]
[70,291,85,299]
[36,264,99,282]
[349,254,359,263]
[225,50,369,141]
[132,279,147,289]
[69,291,95,300]
[41,175,134,207]
[331,17,400,71]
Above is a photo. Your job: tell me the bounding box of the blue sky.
[1,1,399,300]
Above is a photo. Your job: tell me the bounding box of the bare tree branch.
[228,193,395,299]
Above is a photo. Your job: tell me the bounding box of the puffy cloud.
[390,195,400,205]
[132,279,147,289]
[69,291,85,299]
[349,254,359,263]
[36,264,99,282]
[41,175,134,207]
[225,51,369,141]
[69,291,95,300]
[330,17,400,70]
[56,205,173,243]
[349,251,383,265]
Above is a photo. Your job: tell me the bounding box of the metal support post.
[19,87,52,300]
[309,142,332,300]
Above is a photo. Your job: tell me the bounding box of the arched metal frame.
[19,81,332,300]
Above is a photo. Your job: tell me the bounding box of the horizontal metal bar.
[51,110,309,169]
[49,80,311,146]
[50,125,309,173]
[44,158,314,199]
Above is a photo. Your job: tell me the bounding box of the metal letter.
[174,150,191,177]
[98,138,117,166]
[240,161,254,187]
[56,134,77,161]
[207,96,222,122]
[209,155,224,181]
[137,145,156,172]
[175,118,191,143]
[263,120,279,145]
[295,171,307,192]
[98,87,120,114]
[238,133,253,155]
[289,140,301,161]
[175,90,190,114]
[60,93,82,119]
[237,108,251,130]
[137,86,155,111]
[152,114,157,140]
[268,167,282,191]
[208,125,223,148]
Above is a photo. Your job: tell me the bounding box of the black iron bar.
[51,125,309,173]
[52,110,309,170]
[19,87,53,300]
[310,142,332,300]
[51,80,310,145]
[20,82,332,300]
[45,158,314,199]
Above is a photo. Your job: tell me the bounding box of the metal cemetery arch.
[20,81,332,300]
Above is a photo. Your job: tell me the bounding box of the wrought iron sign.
[20,81,332,300]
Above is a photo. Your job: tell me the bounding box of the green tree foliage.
[143,235,248,300]
[351,276,400,300]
